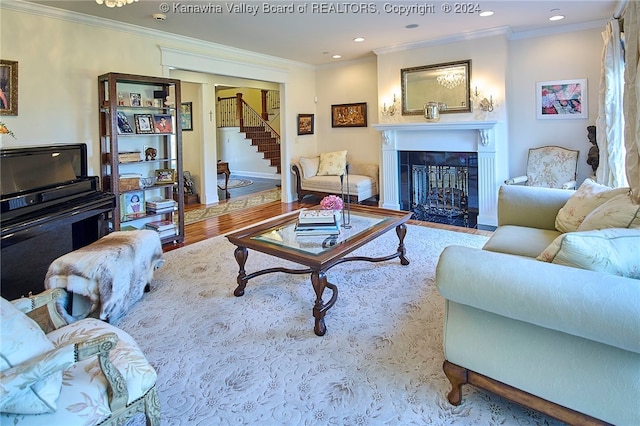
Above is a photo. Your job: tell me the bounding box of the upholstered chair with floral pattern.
[0,288,159,425]
[505,145,579,189]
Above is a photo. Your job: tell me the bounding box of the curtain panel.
[623,1,640,203]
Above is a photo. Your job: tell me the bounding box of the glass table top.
[251,210,392,255]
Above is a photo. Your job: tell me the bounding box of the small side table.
[217,161,231,198]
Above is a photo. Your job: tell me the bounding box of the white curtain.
[596,19,627,187]
[623,1,640,203]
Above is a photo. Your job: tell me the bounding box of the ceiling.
[27,0,620,65]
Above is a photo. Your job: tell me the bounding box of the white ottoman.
[45,230,165,322]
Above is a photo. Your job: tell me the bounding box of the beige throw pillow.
[537,229,640,278]
[317,150,347,176]
[555,178,630,233]
[299,156,320,178]
[0,298,64,414]
[577,193,640,231]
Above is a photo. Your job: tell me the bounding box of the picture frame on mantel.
[331,102,367,128]
[536,79,588,119]
[0,60,18,116]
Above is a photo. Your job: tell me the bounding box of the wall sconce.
[474,87,494,112]
[382,94,398,117]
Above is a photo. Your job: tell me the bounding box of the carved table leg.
[233,246,249,297]
[443,361,468,405]
[311,270,338,336]
[396,223,410,265]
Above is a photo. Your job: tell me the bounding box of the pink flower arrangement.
[320,195,343,211]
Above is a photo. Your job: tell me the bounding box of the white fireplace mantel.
[372,120,499,227]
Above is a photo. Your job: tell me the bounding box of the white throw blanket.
[45,230,165,322]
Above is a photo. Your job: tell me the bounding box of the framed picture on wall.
[0,59,18,116]
[297,113,314,135]
[331,102,367,127]
[181,102,193,131]
[536,79,588,119]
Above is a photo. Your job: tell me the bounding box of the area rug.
[217,178,253,189]
[184,188,280,225]
[117,225,562,425]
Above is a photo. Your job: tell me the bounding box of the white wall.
[508,28,603,186]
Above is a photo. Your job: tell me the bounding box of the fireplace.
[400,151,478,227]
[372,121,499,227]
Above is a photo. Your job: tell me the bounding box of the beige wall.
[508,28,602,186]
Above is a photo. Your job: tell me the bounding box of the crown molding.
[2,0,314,71]
[508,19,608,40]
[373,26,512,56]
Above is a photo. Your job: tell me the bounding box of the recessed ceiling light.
[353,37,365,42]
[479,10,493,17]
[549,8,565,21]
[405,24,419,29]
[332,54,342,59]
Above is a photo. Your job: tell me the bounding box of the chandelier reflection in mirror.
[96,0,138,7]
[437,72,465,89]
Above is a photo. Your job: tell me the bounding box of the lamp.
[474,87,494,112]
[437,72,465,89]
[381,94,398,117]
[96,0,138,7]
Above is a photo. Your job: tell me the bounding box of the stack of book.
[145,219,177,239]
[294,209,340,236]
[146,198,177,214]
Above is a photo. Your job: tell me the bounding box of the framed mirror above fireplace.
[401,60,472,115]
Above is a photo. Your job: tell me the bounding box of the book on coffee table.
[298,209,338,224]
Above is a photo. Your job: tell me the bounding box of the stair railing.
[217,93,280,145]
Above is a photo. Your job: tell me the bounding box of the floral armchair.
[0,288,159,425]
[504,145,579,189]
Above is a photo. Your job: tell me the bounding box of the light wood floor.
[166,190,493,251]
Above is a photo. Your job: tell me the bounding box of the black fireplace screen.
[399,151,478,228]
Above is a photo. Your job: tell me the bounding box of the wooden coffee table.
[226,205,412,336]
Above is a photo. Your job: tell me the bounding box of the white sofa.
[291,157,378,203]
[436,184,640,425]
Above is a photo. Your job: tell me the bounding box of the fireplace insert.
[399,151,478,228]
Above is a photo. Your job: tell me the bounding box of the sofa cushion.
[482,225,561,258]
[555,178,630,233]
[577,193,640,231]
[301,174,375,196]
[299,156,320,178]
[0,298,63,414]
[317,150,347,176]
[537,229,640,278]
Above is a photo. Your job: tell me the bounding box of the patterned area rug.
[118,225,562,425]
[217,178,253,189]
[184,189,280,225]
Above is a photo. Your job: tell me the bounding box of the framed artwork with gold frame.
[331,102,367,128]
[0,60,18,116]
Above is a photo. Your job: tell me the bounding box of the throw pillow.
[577,193,640,231]
[0,298,63,414]
[317,150,347,176]
[555,178,630,233]
[537,229,640,278]
[299,156,320,178]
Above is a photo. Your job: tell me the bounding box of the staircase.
[243,126,281,173]
[217,92,281,174]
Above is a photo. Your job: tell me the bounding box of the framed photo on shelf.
[0,59,18,116]
[153,114,173,134]
[134,114,154,134]
[297,113,314,135]
[536,79,588,119]
[155,168,176,183]
[116,112,134,134]
[122,191,145,220]
[331,102,367,128]
[181,102,193,131]
[129,92,142,107]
